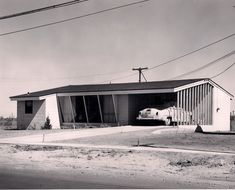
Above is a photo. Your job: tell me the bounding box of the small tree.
[42,116,52,130]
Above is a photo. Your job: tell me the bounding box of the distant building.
[10,78,233,131]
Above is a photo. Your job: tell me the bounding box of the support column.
[192,87,195,125]
[69,96,75,123]
[177,91,179,126]
[185,89,189,124]
[112,94,118,124]
[202,84,205,125]
[205,84,208,125]
[207,84,210,125]
[197,85,200,124]
[83,96,89,123]
[97,95,103,123]
[182,90,185,125]
[188,88,192,125]
[180,90,183,125]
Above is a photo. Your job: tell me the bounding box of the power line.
[0,0,88,20]
[146,32,235,72]
[102,47,235,83]
[101,73,137,84]
[0,69,129,82]
[0,0,150,37]
[211,62,235,79]
[171,50,235,79]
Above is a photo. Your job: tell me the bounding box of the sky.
[0,0,235,117]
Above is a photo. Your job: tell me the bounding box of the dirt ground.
[0,143,235,188]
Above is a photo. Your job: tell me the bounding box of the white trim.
[57,89,174,97]
[10,97,40,101]
[174,80,207,92]
[10,93,57,101]
[208,80,234,98]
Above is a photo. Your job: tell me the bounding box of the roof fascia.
[207,80,234,98]
[57,89,174,96]
[174,80,207,92]
[10,97,40,101]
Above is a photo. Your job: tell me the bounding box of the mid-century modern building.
[10,78,233,131]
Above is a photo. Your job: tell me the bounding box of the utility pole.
[132,67,148,83]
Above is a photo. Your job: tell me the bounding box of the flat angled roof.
[10,78,207,100]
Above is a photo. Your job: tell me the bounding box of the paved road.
[0,169,132,189]
[0,166,203,189]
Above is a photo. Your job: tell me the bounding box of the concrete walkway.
[0,125,164,144]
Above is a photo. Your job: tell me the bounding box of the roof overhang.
[57,88,174,97]
[10,79,234,101]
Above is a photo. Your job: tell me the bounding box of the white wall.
[45,95,60,129]
[211,86,231,131]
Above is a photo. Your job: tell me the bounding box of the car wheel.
[165,118,171,126]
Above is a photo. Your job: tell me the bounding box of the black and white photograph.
[0,0,235,189]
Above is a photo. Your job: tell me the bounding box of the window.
[25,100,33,114]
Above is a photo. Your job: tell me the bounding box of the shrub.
[42,116,52,130]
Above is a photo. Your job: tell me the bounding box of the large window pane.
[71,96,87,123]
[99,95,116,123]
[58,96,74,123]
[85,96,101,123]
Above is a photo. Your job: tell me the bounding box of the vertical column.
[188,88,192,125]
[205,84,208,125]
[182,90,185,125]
[203,84,206,125]
[202,84,205,125]
[83,96,89,123]
[180,90,183,125]
[69,96,75,123]
[207,84,210,125]
[191,87,195,125]
[112,94,118,124]
[200,85,203,125]
[177,91,179,126]
[196,85,199,124]
[97,95,103,123]
[185,89,188,124]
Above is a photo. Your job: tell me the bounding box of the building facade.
[10,78,233,131]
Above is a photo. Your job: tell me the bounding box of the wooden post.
[83,96,89,123]
[180,90,183,125]
[197,85,200,124]
[192,87,195,125]
[69,96,75,124]
[97,95,103,123]
[202,84,205,125]
[177,91,179,126]
[112,94,118,124]
[188,87,192,125]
